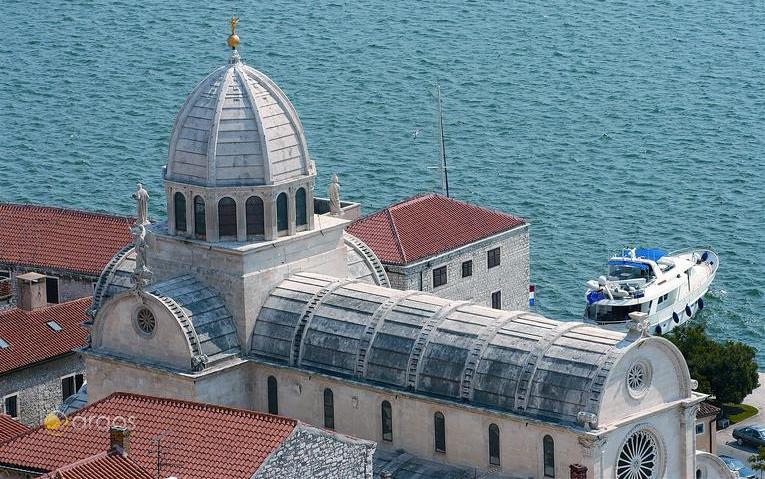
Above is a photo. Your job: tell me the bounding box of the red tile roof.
[0,415,30,444]
[0,392,297,479]
[38,451,154,479]
[346,193,526,265]
[697,401,721,418]
[0,298,90,375]
[0,204,133,276]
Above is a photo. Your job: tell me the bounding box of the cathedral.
[81,25,732,479]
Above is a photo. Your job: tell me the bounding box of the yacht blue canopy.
[621,248,667,261]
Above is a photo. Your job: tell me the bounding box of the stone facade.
[384,225,529,311]
[253,424,375,479]
[0,266,95,307]
[0,353,84,426]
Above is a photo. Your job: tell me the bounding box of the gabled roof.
[0,298,90,375]
[38,451,154,479]
[346,194,526,265]
[0,415,29,444]
[0,203,133,276]
[697,401,721,418]
[0,392,297,479]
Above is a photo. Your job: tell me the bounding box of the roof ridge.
[384,208,407,264]
[0,203,134,223]
[0,297,92,320]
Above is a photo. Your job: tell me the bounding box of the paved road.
[716,373,765,468]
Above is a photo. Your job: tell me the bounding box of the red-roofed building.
[0,392,375,479]
[0,204,132,308]
[346,194,530,310]
[0,414,29,444]
[0,290,89,426]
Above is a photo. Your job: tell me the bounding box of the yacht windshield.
[608,264,650,281]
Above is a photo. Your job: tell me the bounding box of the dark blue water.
[1,2,763,361]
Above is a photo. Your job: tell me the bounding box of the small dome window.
[135,307,156,335]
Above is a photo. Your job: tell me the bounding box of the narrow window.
[3,394,18,419]
[434,411,446,453]
[323,388,335,429]
[267,376,278,415]
[491,291,502,310]
[296,188,307,226]
[433,266,447,288]
[277,193,289,232]
[46,277,59,304]
[76,373,84,391]
[62,375,76,401]
[488,247,501,269]
[462,260,473,278]
[246,196,265,236]
[695,422,704,435]
[489,423,500,466]
[543,435,555,477]
[381,400,393,442]
[218,197,237,237]
[174,192,187,232]
[194,196,206,239]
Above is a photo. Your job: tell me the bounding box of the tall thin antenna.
[436,83,450,197]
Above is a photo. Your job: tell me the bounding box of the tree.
[749,446,765,479]
[665,323,759,405]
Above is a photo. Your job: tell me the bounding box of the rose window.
[616,430,660,479]
[136,307,156,334]
[626,360,651,398]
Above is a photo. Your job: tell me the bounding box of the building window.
[488,247,501,269]
[246,196,265,236]
[296,188,307,226]
[267,376,278,415]
[489,423,500,466]
[491,291,502,310]
[45,276,59,304]
[543,435,555,477]
[323,388,335,429]
[277,193,289,232]
[61,373,84,401]
[434,411,446,453]
[174,192,187,232]
[3,393,18,419]
[695,422,704,435]
[218,197,237,237]
[462,260,473,278]
[381,400,393,442]
[433,266,447,288]
[194,196,206,239]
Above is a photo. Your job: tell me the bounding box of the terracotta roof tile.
[0,204,133,276]
[0,298,90,375]
[0,392,297,479]
[38,451,154,479]
[0,415,30,444]
[696,401,721,418]
[347,193,526,265]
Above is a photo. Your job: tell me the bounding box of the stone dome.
[165,54,315,188]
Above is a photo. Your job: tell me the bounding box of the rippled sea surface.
[1,2,763,360]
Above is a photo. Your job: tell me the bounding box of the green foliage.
[664,323,759,405]
[723,403,759,424]
[749,446,765,476]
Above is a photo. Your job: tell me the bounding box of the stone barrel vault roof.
[346,194,526,265]
[251,272,627,426]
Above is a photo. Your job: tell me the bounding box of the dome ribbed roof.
[166,57,314,187]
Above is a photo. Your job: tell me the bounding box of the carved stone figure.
[132,183,150,226]
[131,224,153,290]
[328,173,341,215]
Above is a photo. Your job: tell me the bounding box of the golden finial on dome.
[227,16,241,50]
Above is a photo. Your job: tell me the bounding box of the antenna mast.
[436,84,450,197]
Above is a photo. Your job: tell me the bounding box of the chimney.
[379,472,393,479]
[16,273,47,311]
[569,464,587,479]
[109,426,131,456]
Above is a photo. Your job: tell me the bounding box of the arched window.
[543,435,555,477]
[194,196,206,239]
[245,196,265,236]
[267,376,278,415]
[323,388,335,429]
[218,197,237,237]
[434,412,446,453]
[276,193,288,232]
[489,423,500,466]
[295,187,307,226]
[381,401,393,442]
[174,192,187,232]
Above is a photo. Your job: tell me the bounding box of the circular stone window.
[616,429,661,479]
[626,360,652,398]
[135,307,156,335]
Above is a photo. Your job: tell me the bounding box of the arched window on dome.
[276,193,289,233]
[194,196,206,240]
[434,412,446,453]
[295,188,307,227]
[245,196,265,236]
[543,435,555,477]
[218,197,237,238]
[174,192,187,233]
[488,423,500,466]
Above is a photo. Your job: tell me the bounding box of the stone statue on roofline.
[328,173,341,215]
[130,223,153,291]
[132,183,150,226]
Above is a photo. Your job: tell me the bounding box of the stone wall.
[253,424,375,479]
[0,353,85,426]
[0,266,95,305]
